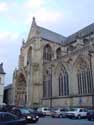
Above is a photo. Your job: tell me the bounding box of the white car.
[37,107,51,116]
[66,108,88,119]
[51,108,69,118]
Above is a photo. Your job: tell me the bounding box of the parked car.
[0,105,17,112]
[51,108,69,118]
[87,109,94,121]
[66,108,88,119]
[0,103,7,112]
[0,112,26,125]
[10,107,39,123]
[27,107,46,117]
[37,107,51,116]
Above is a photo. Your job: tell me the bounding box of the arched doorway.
[16,73,26,106]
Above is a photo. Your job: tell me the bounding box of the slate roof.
[27,18,94,45]
[37,26,66,43]
[0,63,5,74]
[65,23,94,45]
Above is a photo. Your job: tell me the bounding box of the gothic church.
[12,17,94,108]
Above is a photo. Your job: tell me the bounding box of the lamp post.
[88,50,94,107]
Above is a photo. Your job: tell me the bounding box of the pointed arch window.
[0,78,1,84]
[43,70,52,97]
[56,47,61,59]
[77,61,93,95]
[58,65,69,96]
[27,47,32,65]
[43,44,52,61]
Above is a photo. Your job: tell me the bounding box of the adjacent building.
[0,63,5,105]
[12,17,94,108]
[4,84,13,105]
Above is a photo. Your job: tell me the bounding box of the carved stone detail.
[32,63,39,71]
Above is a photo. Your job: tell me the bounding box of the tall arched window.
[56,47,61,59]
[58,65,69,96]
[27,47,32,65]
[43,44,52,61]
[77,61,93,95]
[43,70,52,97]
[0,78,1,84]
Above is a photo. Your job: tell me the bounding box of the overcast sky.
[0,0,94,85]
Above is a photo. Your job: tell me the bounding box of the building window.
[77,65,93,95]
[43,80,47,97]
[58,65,69,96]
[0,78,1,84]
[56,48,61,59]
[27,47,32,65]
[83,38,89,45]
[43,70,52,98]
[43,44,52,61]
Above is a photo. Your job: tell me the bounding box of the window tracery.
[43,69,52,97]
[76,59,93,94]
[43,44,52,61]
[58,65,69,96]
[56,47,61,59]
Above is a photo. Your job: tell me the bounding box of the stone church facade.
[12,17,94,108]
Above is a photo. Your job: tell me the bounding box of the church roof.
[37,26,66,43]
[65,23,94,44]
[0,63,5,74]
[27,18,94,45]
[27,17,66,44]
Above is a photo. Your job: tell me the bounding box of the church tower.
[13,17,44,107]
[13,17,65,107]
[25,17,44,106]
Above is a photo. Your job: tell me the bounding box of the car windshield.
[20,108,30,114]
[70,108,78,111]
[88,109,94,112]
[53,109,59,111]
[28,108,34,112]
[10,113,19,119]
[37,108,41,112]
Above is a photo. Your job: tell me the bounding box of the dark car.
[28,108,46,117]
[0,105,17,112]
[10,107,39,123]
[87,109,94,121]
[0,112,26,125]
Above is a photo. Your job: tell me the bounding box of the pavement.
[27,116,94,125]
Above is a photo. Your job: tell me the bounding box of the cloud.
[36,9,63,23]
[0,31,19,41]
[0,0,64,34]
[23,0,44,10]
[25,8,64,25]
[0,2,8,12]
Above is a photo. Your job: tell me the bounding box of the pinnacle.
[32,16,37,27]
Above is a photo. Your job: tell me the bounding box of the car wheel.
[77,115,81,119]
[70,116,73,119]
[52,116,55,118]
[88,118,91,121]
[59,114,62,118]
